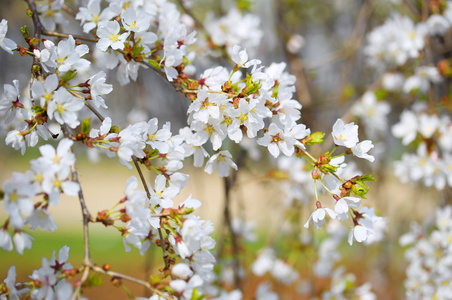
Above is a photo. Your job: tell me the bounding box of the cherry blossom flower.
[3,171,38,228]
[76,0,116,33]
[191,119,227,151]
[1,266,28,299]
[392,110,418,145]
[257,123,295,158]
[187,90,222,123]
[0,19,17,54]
[87,71,113,108]
[204,150,238,177]
[31,74,59,108]
[179,127,209,167]
[331,118,359,148]
[26,209,58,232]
[97,20,130,51]
[0,229,13,251]
[205,8,262,50]
[172,263,193,279]
[149,175,179,208]
[47,88,84,128]
[351,91,390,138]
[0,80,22,124]
[121,7,151,32]
[37,0,68,31]
[13,231,34,254]
[352,140,375,162]
[5,130,26,155]
[334,196,362,220]
[231,45,261,68]
[304,202,337,229]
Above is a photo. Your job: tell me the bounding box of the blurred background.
[1,0,451,299]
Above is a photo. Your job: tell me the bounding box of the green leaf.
[132,44,144,58]
[306,132,325,145]
[351,184,368,198]
[147,59,161,70]
[60,70,78,85]
[374,89,388,100]
[81,118,92,135]
[110,126,120,134]
[20,26,30,40]
[86,274,103,287]
[236,0,252,12]
[32,105,45,114]
[358,173,376,182]
[321,163,339,173]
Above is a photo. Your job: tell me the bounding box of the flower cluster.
[77,0,196,83]
[392,105,452,190]
[204,8,263,52]
[364,13,427,68]
[1,139,79,254]
[401,206,452,299]
[0,0,393,299]
[0,245,75,299]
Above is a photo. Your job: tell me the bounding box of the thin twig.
[42,30,99,43]
[91,265,173,300]
[84,100,105,122]
[68,90,106,122]
[72,266,90,300]
[132,157,151,198]
[70,164,93,264]
[223,176,241,290]
[295,145,347,184]
[62,4,77,17]
[295,145,317,163]
[132,157,170,271]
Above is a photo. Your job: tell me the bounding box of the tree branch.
[91,265,173,300]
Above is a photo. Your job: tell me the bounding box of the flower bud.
[319,155,330,164]
[111,277,122,287]
[343,181,353,189]
[311,168,321,180]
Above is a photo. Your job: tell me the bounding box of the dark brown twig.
[132,157,171,271]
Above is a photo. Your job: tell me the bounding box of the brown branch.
[132,157,171,271]
[71,266,90,300]
[62,4,77,17]
[222,176,241,290]
[132,157,151,198]
[68,90,106,122]
[25,0,44,40]
[25,0,45,88]
[70,164,93,265]
[91,265,173,300]
[333,0,377,104]
[274,0,314,126]
[42,30,99,43]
